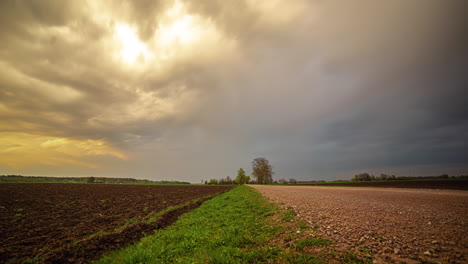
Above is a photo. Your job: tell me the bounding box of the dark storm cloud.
[1,0,467,180]
[194,0,468,179]
[311,0,468,175]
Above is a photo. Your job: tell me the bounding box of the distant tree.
[244,175,250,184]
[252,157,273,184]
[278,178,288,184]
[352,173,371,181]
[225,176,233,185]
[208,179,218,185]
[235,168,248,184]
[87,176,95,183]
[289,178,297,184]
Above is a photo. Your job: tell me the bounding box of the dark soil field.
[298,179,468,190]
[0,183,233,264]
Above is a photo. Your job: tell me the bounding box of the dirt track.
[252,185,468,264]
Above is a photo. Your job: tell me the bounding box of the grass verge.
[94,185,332,264]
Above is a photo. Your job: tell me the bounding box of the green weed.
[359,247,370,254]
[281,207,296,222]
[113,217,139,232]
[285,253,321,264]
[21,255,41,264]
[90,230,107,238]
[341,251,372,264]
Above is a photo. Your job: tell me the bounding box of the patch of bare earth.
[251,185,468,264]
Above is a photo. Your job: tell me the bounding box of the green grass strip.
[94,185,303,264]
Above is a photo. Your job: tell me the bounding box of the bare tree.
[252,157,273,184]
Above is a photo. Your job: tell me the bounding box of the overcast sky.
[1,0,467,182]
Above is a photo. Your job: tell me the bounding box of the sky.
[0,0,467,182]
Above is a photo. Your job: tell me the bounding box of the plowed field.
[253,185,468,264]
[0,183,233,264]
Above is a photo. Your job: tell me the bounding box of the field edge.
[94,185,371,264]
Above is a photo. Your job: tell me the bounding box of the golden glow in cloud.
[95,0,235,126]
[158,15,199,46]
[114,23,153,64]
[0,0,235,174]
[148,0,236,76]
[157,0,201,46]
[0,133,127,169]
[109,0,228,67]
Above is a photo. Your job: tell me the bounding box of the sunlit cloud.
[0,133,127,169]
[153,0,230,61]
[159,0,199,46]
[114,23,153,65]
[158,15,198,46]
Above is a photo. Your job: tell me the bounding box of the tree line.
[0,175,190,184]
[351,173,465,182]
[205,157,274,185]
[204,158,468,185]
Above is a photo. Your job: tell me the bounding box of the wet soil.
[0,183,233,264]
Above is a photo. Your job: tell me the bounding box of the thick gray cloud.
[0,0,467,181]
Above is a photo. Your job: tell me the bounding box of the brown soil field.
[298,179,468,190]
[0,183,233,264]
[252,185,468,264]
